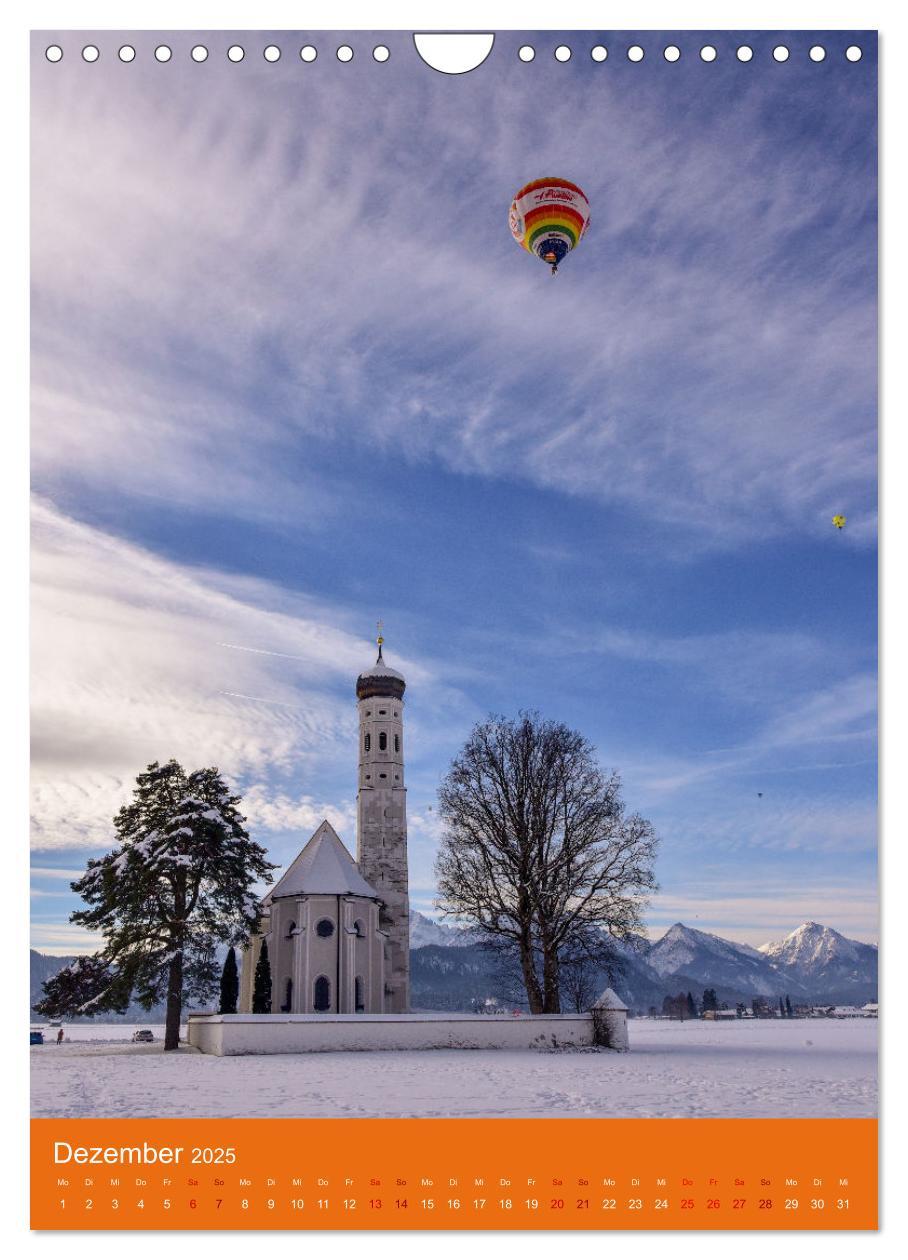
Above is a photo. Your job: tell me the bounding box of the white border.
[4,2,902,1257]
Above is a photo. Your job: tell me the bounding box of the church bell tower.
[355,627,409,1012]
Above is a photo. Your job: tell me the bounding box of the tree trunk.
[518,936,544,1013]
[541,942,561,1014]
[164,951,183,1051]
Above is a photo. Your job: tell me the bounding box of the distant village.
[651,990,878,1021]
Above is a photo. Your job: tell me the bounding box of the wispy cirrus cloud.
[31,34,876,547]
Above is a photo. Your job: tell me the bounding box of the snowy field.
[30,1017,876,1120]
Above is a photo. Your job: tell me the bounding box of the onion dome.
[356,628,406,701]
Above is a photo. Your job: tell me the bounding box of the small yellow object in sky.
[832,514,846,530]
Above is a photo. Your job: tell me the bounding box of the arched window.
[313,975,331,1011]
[364,733,371,752]
[379,732,387,751]
[394,734,400,753]
[355,975,365,1012]
[281,978,293,1012]
[315,919,335,939]
[286,920,296,939]
[354,919,366,938]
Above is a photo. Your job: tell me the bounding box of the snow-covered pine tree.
[34,759,274,1050]
[252,939,272,1014]
[779,996,785,1018]
[219,946,239,1015]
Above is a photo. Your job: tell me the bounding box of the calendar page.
[29,25,878,1234]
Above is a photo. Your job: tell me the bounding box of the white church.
[188,633,629,1055]
[237,632,411,1016]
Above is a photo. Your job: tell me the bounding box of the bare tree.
[435,712,658,1013]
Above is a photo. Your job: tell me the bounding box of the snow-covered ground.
[30,1017,876,1120]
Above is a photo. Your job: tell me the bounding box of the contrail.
[217,641,311,663]
[217,690,307,710]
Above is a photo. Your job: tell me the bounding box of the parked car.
[132,1029,155,1043]
[30,1029,44,1046]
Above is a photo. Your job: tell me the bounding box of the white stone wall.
[186,1012,623,1056]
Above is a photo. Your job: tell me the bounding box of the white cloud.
[30,52,876,546]
[30,500,433,850]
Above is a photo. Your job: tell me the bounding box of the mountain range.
[30,919,877,1019]
[410,917,878,1012]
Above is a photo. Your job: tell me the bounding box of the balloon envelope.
[509,177,591,271]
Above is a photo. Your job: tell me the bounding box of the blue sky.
[30,30,877,952]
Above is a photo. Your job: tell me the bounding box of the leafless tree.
[435,712,659,1013]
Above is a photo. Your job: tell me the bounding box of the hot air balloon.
[509,177,591,275]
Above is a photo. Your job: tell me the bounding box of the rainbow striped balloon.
[509,177,591,274]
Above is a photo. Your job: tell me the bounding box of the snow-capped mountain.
[758,922,878,1001]
[409,909,473,949]
[646,923,796,998]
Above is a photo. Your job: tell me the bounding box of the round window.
[315,919,335,939]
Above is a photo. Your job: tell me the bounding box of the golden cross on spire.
[376,618,384,648]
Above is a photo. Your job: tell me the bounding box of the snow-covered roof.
[358,656,405,683]
[592,986,628,1011]
[356,645,406,700]
[266,821,380,901]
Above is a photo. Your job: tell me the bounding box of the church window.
[316,918,335,939]
[280,978,293,1012]
[379,709,386,715]
[354,919,365,938]
[379,732,387,751]
[313,975,331,1011]
[355,975,365,1012]
[365,710,371,716]
[364,733,371,752]
[395,774,399,780]
[365,774,371,780]
[379,772,387,779]
[394,734,400,752]
[286,920,296,939]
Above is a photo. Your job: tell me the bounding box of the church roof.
[266,820,380,901]
[358,656,405,683]
[356,642,406,701]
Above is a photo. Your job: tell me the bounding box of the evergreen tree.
[219,946,239,1015]
[785,994,793,1018]
[686,991,697,1018]
[701,987,718,1012]
[252,940,272,1014]
[779,996,785,1017]
[35,759,274,1050]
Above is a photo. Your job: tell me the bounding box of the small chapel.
[238,632,410,1016]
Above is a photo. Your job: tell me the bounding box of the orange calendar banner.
[31,1118,878,1231]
